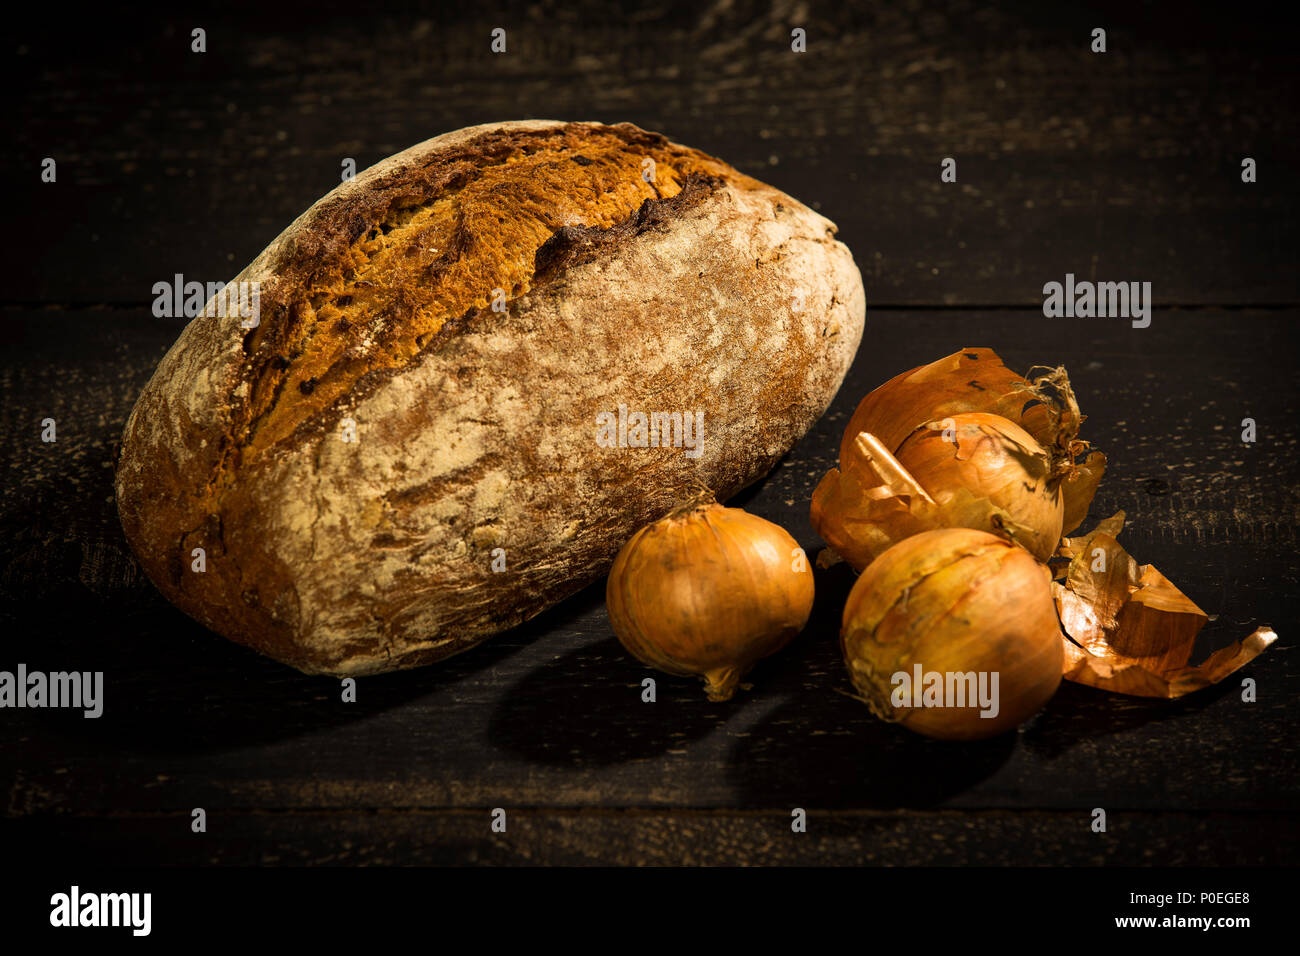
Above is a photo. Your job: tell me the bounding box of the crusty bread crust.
[116,121,865,675]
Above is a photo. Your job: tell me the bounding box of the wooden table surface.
[3,2,1296,865]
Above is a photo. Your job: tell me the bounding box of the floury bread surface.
[115,120,866,675]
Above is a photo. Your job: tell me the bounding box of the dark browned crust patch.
[222,122,734,488]
[532,173,724,282]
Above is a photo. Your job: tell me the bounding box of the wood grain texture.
[6,2,1296,305]
[3,810,1290,866]
[2,309,1294,866]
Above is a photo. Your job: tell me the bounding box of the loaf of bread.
[115,120,865,676]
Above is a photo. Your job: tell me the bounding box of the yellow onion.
[606,501,815,701]
[892,412,1064,561]
[841,527,1063,740]
[811,348,1105,571]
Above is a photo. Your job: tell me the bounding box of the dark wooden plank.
[3,809,1290,866]
[6,3,1297,305]
[2,308,1294,858]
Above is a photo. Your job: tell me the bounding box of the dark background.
[2,1,1296,865]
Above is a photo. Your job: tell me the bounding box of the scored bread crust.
[116,120,866,675]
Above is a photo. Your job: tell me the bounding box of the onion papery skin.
[840,528,1064,740]
[606,503,815,701]
[813,348,1107,571]
[894,412,1065,562]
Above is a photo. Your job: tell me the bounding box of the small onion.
[841,528,1063,740]
[606,501,815,701]
[811,348,1107,572]
[893,412,1065,562]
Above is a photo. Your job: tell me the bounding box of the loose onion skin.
[606,502,815,701]
[894,412,1065,562]
[841,528,1064,740]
